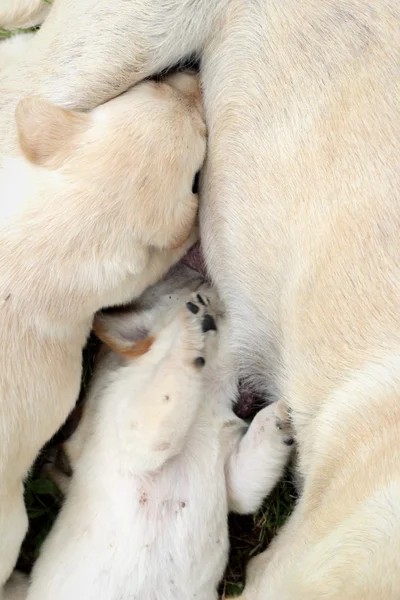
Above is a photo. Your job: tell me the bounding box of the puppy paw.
[183,289,218,367]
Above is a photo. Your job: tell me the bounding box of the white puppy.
[0,70,205,591]
[13,267,293,600]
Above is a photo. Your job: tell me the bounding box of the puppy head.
[15,73,206,249]
[93,264,208,360]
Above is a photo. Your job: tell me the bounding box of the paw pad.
[186,301,199,314]
[194,356,205,367]
[202,314,217,332]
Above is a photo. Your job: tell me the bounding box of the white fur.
[0,24,206,592]
[22,270,292,600]
[1,0,400,597]
[0,0,50,30]
[0,33,35,72]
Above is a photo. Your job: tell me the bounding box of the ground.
[1,22,295,598]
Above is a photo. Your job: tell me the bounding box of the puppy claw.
[201,314,217,332]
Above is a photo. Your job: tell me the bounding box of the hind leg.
[226,400,294,514]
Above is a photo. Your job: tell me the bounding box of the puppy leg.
[0,485,28,591]
[33,0,215,108]
[226,400,294,514]
[128,291,218,473]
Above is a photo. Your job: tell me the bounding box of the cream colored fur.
[0,30,206,591]
[1,0,400,597]
[0,0,50,30]
[11,268,292,600]
[0,33,35,72]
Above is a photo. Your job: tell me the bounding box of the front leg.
[34,0,218,109]
[132,291,218,472]
[226,400,294,514]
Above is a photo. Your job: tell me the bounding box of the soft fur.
[0,0,50,30]
[1,0,400,598]
[12,267,291,600]
[0,33,206,591]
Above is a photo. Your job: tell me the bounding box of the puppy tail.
[0,0,50,30]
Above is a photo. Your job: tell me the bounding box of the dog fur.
[0,29,206,591]
[0,0,50,30]
[13,267,291,600]
[1,0,400,597]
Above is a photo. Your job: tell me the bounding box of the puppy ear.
[93,311,155,359]
[15,96,89,168]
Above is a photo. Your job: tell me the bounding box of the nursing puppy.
[15,267,292,600]
[2,0,400,598]
[0,72,205,592]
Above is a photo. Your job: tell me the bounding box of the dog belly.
[200,7,289,395]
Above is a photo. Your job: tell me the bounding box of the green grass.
[0,27,40,38]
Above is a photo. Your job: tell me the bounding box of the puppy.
[0,72,205,591]
[2,0,400,597]
[12,266,291,600]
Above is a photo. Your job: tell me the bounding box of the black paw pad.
[197,294,206,306]
[194,356,205,367]
[202,314,217,333]
[186,301,199,314]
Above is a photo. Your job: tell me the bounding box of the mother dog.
[1,0,400,598]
